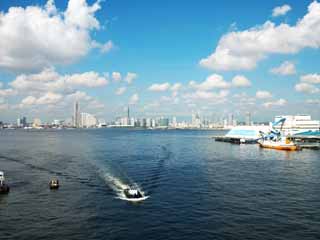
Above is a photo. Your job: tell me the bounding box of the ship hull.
[259,141,299,151]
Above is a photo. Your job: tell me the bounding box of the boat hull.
[118,196,149,202]
[259,142,299,151]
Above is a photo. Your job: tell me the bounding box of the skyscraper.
[127,106,130,119]
[74,101,80,128]
[245,112,252,126]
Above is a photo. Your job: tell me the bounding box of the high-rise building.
[17,116,27,128]
[80,112,97,128]
[73,101,80,128]
[245,112,252,126]
[127,106,130,120]
[158,117,169,128]
[17,118,21,127]
[172,116,177,128]
[192,113,201,128]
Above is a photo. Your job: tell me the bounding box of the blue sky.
[0,0,320,123]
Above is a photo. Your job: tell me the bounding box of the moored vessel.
[258,138,299,151]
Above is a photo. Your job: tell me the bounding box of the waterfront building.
[172,117,177,128]
[192,113,201,128]
[225,125,270,141]
[151,119,156,128]
[17,117,27,128]
[142,118,147,128]
[158,117,169,128]
[273,115,320,135]
[52,119,63,126]
[80,112,97,128]
[146,118,152,128]
[17,118,21,127]
[32,118,42,128]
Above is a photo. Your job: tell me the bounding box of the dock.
[289,133,320,149]
[213,136,257,144]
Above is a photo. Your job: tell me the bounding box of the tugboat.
[121,187,149,202]
[49,179,59,189]
[0,171,10,194]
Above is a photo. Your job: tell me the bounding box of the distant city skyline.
[1,0,320,122]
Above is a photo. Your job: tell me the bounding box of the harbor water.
[0,129,320,240]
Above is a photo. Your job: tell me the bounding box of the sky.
[0,0,320,123]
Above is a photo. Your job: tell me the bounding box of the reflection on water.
[0,129,320,240]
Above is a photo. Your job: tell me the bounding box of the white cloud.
[124,72,138,84]
[66,71,108,87]
[190,74,230,90]
[64,0,101,29]
[0,88,17,97]
[0,103,9,110]
[256,90,272,99]
[185,89,229,101]
[306,99,320,104]
[65,91,92,101]
[263,98,287,108]
[0,82,3,88]
[301,74,320,84]
[170,83,182,92]
[89,99,104,109]
[21,92,62,106]
[10,67,108,93]
[272,4,292,17]
[199,2,320,71]
[36,92,63,104]
[129,93,139,105]
[270,61,296,75]
[92,40,114,54]
[0,0,108,72]
[295,82,320,94]
[148,82,182,93]
[149,82,171,92]
[233,92,256,106]
[232,75,251,87]
[21,96,37,105]
[112,72,122,82]
[115,87,126,95]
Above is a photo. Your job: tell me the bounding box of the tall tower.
[127,106,130,119]
[74,101,80,128]
[245,112,251,126]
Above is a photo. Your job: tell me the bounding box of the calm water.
[0,129,320,240]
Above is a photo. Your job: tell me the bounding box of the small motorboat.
[124,188,143,199]
[49,179,59,189]
[258,138,299,151]
[0,171,10,194]
[121,187,149,202]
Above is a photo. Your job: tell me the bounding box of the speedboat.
[124,188,143,199]
[258,138,299,151]
[121,187,149,202]
[0,171,10,194]
[49,179,59,189]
